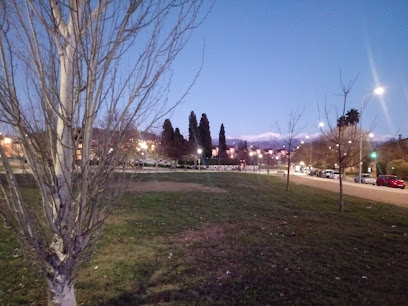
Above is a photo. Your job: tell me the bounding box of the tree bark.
[338,150,344,212]
[47,279,76,306]
[286,153,291,191]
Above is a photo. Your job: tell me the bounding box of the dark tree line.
[162,111,227,160]
[161,119,187,161]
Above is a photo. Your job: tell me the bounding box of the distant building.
[0,136,23,158]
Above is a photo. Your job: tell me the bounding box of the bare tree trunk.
[338,160,344,212]
[276,109,304,192]
[321,72,361,213]
[47,280,76,306]
[286,154,291,191]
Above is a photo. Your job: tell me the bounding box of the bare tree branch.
[276,108,305,191]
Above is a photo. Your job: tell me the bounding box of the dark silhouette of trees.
[173,128,187,161]
[199,113,212,158]
[218,124,228,159]
[188,111,201,153]
[337,109,360,129]
[346,108,360,125]
[161,119,174,157]
[337,115,347,128]
[161,120,187,162]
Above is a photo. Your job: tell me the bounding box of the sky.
[163,0,408,143]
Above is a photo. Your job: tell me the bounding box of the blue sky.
[164,0,408,142]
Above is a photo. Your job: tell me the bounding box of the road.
[287,173,408,208]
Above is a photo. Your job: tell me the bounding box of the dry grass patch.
[178,223,226,244]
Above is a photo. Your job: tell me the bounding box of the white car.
[330,171,340,179]
[354,173,376,185]
[323,169,334,178]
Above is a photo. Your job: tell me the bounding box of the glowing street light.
[249,151,255,173]
[197,148,202,171]
[374,87,385,95]
[140,141,148,150]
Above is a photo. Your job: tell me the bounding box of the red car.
[376,175,406,189]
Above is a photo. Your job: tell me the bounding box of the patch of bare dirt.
[125,181,227,194]
[178,224,226,244]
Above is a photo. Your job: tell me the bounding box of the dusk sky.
[164,0,408,142]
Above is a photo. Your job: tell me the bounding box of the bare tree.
[0,1,210,304]
[320,74,372,212]
[276,109,304,191]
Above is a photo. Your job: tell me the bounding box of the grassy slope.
[1,172,408,305]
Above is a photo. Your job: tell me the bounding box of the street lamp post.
[305,135,312,169]
[197,148,202,171]
[359,87,384,183]
[367,133,375,174]
[258,154,263,174]
[249,152,254,173]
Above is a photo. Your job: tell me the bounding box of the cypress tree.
[199,113,212,158]
[218,124,228,159]
[161,119,174,157]
[188,111,201,153]
[173,128,186,160]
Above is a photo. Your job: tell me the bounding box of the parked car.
[354,173,376,185]
[330,171,340,179]
[376,175,406,189]
[322,169,334,178]
[309,169,319,176]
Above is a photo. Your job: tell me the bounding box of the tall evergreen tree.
[188,111,201,153]
[173,128,186,160]
[218,124,228,159]
[161,119,174,157]
[199,113,212,158]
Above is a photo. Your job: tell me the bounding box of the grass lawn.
[1,172,408,305]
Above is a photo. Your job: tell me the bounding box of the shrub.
[387,159,408,180]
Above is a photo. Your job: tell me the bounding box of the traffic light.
[370,152,377,158]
